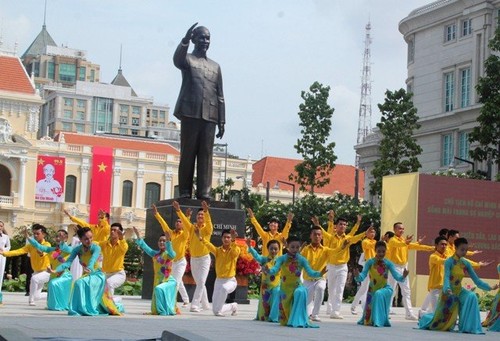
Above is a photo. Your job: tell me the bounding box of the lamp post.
[275,180,296,205]
[214,143,228,200]
[454,156,475,172]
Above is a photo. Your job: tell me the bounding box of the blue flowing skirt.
[358,285,393,327]
[287,285,319,328]
[154,276,177,316]
[47,271,72,311]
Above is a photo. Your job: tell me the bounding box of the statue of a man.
[173,23,225,200]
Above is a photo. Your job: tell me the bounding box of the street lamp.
[454,156,475,172]
[275,180,296,204]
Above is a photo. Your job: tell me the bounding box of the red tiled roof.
[57,132,180,155]
[252,156,364,197]
[0,55,35,95]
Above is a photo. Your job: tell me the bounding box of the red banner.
[89,147,113,224]
[35,155,65,202]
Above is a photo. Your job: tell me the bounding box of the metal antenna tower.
[354,20,373,201]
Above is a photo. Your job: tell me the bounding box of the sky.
[0,0,432,165]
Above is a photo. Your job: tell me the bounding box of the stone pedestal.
[141,198,247,303]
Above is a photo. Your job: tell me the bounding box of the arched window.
[65,175,77,203]
[0,164,11,196]
[144,182,161,208]
[122,180,133,207]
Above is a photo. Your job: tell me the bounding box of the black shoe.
[25,293,29,296]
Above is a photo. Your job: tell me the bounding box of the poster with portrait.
[35,155,65,202]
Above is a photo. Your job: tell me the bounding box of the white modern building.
[356,0,500,202]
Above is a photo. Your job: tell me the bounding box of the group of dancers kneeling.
[0,202,499,335]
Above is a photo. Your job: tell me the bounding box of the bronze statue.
[173,23,225,200]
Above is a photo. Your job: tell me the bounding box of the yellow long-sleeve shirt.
[320,221,360,249]
[155,212,190,262]
[99,239,128,272]
[361,238,377,260]
[300,244,332,281]
[250,216,291,257]
[321,229,366,265]
[387,236,434,265]
[202,239,240,278]
[3,240,51,272]
[428,250,447,290]
[70,216,110,243]
[176,209,213,258]
[444,244,480,268]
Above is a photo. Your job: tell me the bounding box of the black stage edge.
[142,198,248,304]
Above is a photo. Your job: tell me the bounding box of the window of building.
[159,110,166,119]
[120,104,129,113]
[131,129,139,136]
[407,38,415,64]
[132,106,141,115]
[444,71,454,112]
[458,132,470,162]
[59,63,76,83]
[442,134,454,166]
[119,128,128,134]
[62,122,72,131]
[122,180,133,207]
[120,116,128,125]
[65,175,77,203]
[64,98,73,107]
[91,97,113,133]
[76,111,85,120]
[132,117,140,126]
[63,110,73,119]
[77,99,86,108]
[90,69,95,82]
[33,61,40,77]
[152,110,158,118]
[445,23,456,42]
[461,19,472,36]
[48,62,55,80]
[79,67,86,81]
[75,124,85,133]
[144,182,161,208]
[460,67,471,108]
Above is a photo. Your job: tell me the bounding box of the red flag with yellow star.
[89,146,113,224]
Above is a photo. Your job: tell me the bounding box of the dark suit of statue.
[173,25,225,200]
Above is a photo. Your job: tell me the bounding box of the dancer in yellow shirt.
[152,204,191,306]
[386,222,434,320]
[63,208,110,243]
[314,215,370,319]
[98,222,128,312]
[445,229,481,258]
[195,227,240,317]
[247,208,293,257]
[1,224,51,306]
[351,226,377,314]
[173,200,213,312]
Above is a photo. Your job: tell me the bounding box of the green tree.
[370,89,422,197]
[469,26,500,173]
[290,82,337,194]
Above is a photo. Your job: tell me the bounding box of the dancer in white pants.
[99,223,128,298]
[173,200,213,312]
[318,215,369,319]
[195,227,239,316]
[0,221,11,292]
[351,228,377,314]
[386,222,433,320]
[153,205,190,305]
[0,224,51,305]
[301,224,334,322]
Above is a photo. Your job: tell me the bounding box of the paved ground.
[0,292,498,340]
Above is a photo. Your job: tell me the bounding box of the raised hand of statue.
[184,22,198,43]
[246,208,254,219]
[216,124,225,139]
[152,204,158,215]
[172,200,180,211]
